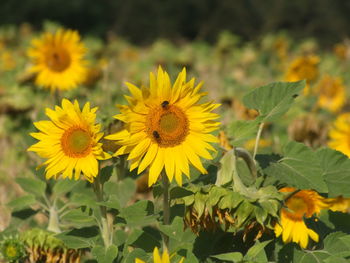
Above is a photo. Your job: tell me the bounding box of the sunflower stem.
[162,171,170,249]
[253,122,264,160]
[93,176,111,248]
[47,205,61,233]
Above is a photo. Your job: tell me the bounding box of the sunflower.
[106,67,220,186]
[316,75,346,113]
[28,99,110,182]
[285,55,319,94]
[135,247,184,263]
[328,113,350,157]
[274,187,329,248]
[27,29,87,91]
[325,196,350,213]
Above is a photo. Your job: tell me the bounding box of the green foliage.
[264,141,327,192]
[243,81,305,122]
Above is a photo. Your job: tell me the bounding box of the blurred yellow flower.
[0,51,16,71]
[285,55,319,94]
[325,196,350,213]
[135,247,184,263]
[333,43,348,60]
[28,99,110,182]
[106,67,220,186]
[328,113,350,157]
[244,138,271,151]
[27,29,87,91]
[274,187,329,248]
[316,75,346,113]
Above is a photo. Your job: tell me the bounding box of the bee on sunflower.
[28,99,110,182]
[27,29,87,91]
[106,67,220,186]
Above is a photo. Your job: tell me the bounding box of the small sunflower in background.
[274,187,329,249]
[27,29,87,91]
[285,55,319,94]
[28,99,110,182]
[328,113,350,157]
[106,67,220,186]
[135,247,184,263]
[315,75,346,113]
[0,237,26,263]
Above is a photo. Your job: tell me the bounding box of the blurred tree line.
[1,0,350,46]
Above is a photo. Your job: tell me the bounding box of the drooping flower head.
[328,113,350,157]
[28,99,110,182]
[106,67,220,186]
[316,75,346,113]
[27,29,87,91]
[285,55,319,94]
[135,247,184,263]
[274,187,329,248]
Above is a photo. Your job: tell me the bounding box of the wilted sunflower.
[328,113,350,157]
[28,99,110,182]
[325,196,350,213]
[316,75,346,113]
[274,187,329,248]
[27,29,87,91]
[285,55,319,94]
[135,247,184,263]
[106,67,220,186]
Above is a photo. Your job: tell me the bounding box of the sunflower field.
[1,20,350,263]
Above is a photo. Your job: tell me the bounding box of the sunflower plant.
[3,65,350,263]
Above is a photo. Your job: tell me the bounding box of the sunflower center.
[46,47,71,72]
[5,246,17,258]
[284,196,310,221]
[147,103,189,147]
[61,127,92,157]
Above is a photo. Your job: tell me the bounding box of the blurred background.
[1,0,350,235]
[2,0,350,46]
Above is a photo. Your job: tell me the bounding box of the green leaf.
[243,80,305,122]
[170,186,194,199]
[123,248,149,263]
[56,234,94,249]
[52,179,80,197]
[227,120,259,146]
[100,165,114,184]
[324,232,350,258]
[97,195,121,210]
[61,209,96,227]
[216,149,235,186]
[120,200,157,227]
[92,245,118,263]
[317,148,350,197]
[104,178,136,207]
[208,186,227,206]
[7,195,36,211]
[244,240,271,261]
[218,191,243,210]
[264,141,327,192]
[293,250,330,263]
[211,252,243,262]
[16,177,46,197]
[193,192,208,217]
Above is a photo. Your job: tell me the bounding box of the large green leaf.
[92,245,118,263]
[210,252,243,262]
[61,209,96,227]
[243,81,305,122]
[16,177,46,197]
[7,195,36,211]
[120,200,157,227]
[227,120,259,146]
[317,148,350,197]
[52,179,80,197]
[264,141,327,192]
[104,178,136,207]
